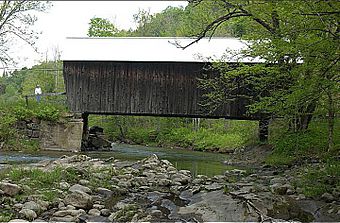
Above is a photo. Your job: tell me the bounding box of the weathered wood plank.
[63,61,255,119]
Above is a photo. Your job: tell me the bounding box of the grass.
[89,115,259,152]
[0,213,13,222]
[294,159,340,198]
[0,166,81,203]
[265,119,340,166]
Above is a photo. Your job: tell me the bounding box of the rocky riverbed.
[0,154,339,222]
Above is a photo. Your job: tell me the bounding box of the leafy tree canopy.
[88,17,118,37]
[191,0,339,150]
[0,1,50,65]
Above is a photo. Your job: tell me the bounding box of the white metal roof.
[61,37,261,63]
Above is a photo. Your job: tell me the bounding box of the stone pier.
[39,119,83,152]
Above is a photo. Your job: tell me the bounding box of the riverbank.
[89,116,259,153]
[0,154,339,222]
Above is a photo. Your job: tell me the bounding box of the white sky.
[6,1,188,71]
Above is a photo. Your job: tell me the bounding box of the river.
[0,143,235,177]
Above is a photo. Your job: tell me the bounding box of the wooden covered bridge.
[62,37,268,141]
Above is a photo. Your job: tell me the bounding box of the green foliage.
[0,60,68,151]
[191,0,339,151]
[266,119,340,166]
[35,104,61,122]
[89,115,258,152]
[87,3,240,38]
[1,166,80,189]
[0,213,13,222]
[88,17,118,37]
[294,160,340,198]
[41,190,60,202]
[20,61,64,96]
[0,112,17,142]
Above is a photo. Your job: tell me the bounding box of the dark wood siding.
[63,61,253,119]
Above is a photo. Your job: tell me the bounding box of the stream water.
[0,143,233,177]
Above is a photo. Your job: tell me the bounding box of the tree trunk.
[289,101,317,132]
[327,92,334,152]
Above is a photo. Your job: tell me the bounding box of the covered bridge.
[62,37,268,141]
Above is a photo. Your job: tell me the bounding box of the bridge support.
[81,113,89,148]
[259,119,269,142]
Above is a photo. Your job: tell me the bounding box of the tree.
[0,1,49,65]
[88,17,118,37]
[87,3,240,38]
[185,0,339,150]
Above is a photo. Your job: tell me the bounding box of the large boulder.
[64,191,93,210]
[0,182,22,196]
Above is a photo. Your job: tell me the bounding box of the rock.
[19,209,37,221]
[171,173,191,185]
[297,194,306,200]
[79,179,90,186]
[69,184,92,194]
[8,219,29,223]
[205,183,223,191]
[64,191,93,209]
[108,213,115,222]
[93,204,105,209]
[59,182,70,190]
[135,177,148,186]
[22,201,42,214]
[179,190,193,202]
[58,202,65,209]
[32,219,48,223]
[270,177,286,185]
[49,216,76,222]
[321,192,335,203]
[178,190,260,222]
[66,205,76,210]
[225,169,247,176]
[161,199,179,219]
[161,159,173,167]
[158,178,172,186]
[150,209,163,218]
[96,187,113,197]
[212,175,226,183]
[0,182,22,196]
[270,183,291,195]
[101,209,111,217]
[88,134,111,148]
[88,208,101,216]
[287,188,295,195]
[13,203,24,210]
[55,209,86,217]
[179,169,192,177]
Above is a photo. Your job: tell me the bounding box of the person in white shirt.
[34,85,42,103]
